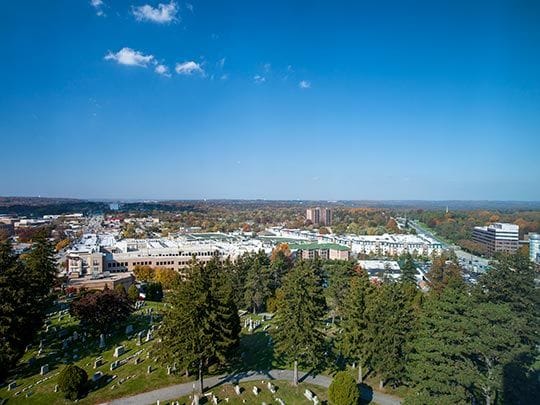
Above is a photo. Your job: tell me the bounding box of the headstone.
[276,399,285,405]
[7,381,16,391]
[94,357,103,369]
[113,345,125,358]
[267,382,276,394]
[145,330,152,342]
[54,384,58,393]
[167,366,171,375]
[137,331,143,346]
[99,333,105,349]
[234,385,241,395]
[28,357,36,366]
[92,371,103,382]
[134,357,140,365]
[125,324,133,335]
[147,365,152,374]
[110,361,119,371]
[40,364,49,375]
[252,386,259,396]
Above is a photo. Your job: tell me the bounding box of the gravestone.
[267,382,276,394]
[145,330,152,342]
[54,384,58,393]
[125,324,133,335]
[276,398,285,405]
[40,364,49,375]
[94,357,103,369]
[134,357,140,365]
[252,386,259,396]
[137,331,143,346]
[167,366,171,375]
[99,334,105,349]
[147,365,152,374]
[110,361,119,371]
[7,381,16,391]
[113,345,125,358]
[234,385,241,395]
[92,371,103,382]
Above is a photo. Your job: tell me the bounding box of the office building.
[529,233,540,264]
[289,242,350,260]
[472,222,519,255]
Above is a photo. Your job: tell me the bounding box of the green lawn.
[172,381,328,405]
[0,300,194,405]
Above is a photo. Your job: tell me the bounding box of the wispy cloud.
[175,61,204,75]
[299,80,311,89]
[253,75,266,84]
[155,64,171,77]
[263,63,271,73]
[104,47,154,67]
[132,1,178,24]
[90,0,105,16]
[186,3,194,12]
[217,58,226,69]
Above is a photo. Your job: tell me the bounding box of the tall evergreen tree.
[243,251,271,313]
[272,260,326,385]
[157,259,240,394]
[325,261,355,324]
[339,269,372,383]
[406,286,475,405]
[365,282,415,388]
[400,253,417,284]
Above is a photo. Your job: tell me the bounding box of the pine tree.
[325,261,355,324]
[400,253,417,284]
[243,251,271,314]
[339,269,371,383]
[406,286,475,405]
[157,259,240,394]
[365,282,415,388]
[272,260,326,385]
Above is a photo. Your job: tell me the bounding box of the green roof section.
[288,242,350,251]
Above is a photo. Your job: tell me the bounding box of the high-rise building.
[306,208,320,225]
[306,207,333,226]
[320,208,333,226]
[529,233,540,264]
[472,222,519,255]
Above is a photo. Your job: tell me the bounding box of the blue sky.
[1,1,539,200]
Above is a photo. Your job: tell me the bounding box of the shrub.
[58,364,88,400]
[114,283,127,297]
[128,284,139,302]
[329,371,360,405]
[145,282,163,302]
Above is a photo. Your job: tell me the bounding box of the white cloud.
[263,63,271,73]
[299,80,311,89]
[90,0,105,16]
[217,57,226,68]
[104,47,154,67]
[132,1,178,24]
[220,73,229,80]
[155,64,171,77]
[175,61,204,75]
[253,75,266,84]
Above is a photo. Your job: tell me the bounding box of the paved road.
[108,369,402,405]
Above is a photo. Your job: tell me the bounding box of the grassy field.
[0,300,194,405]
[172,381,328,405]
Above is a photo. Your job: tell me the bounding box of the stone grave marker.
[113,345,125,358]
[40,364,49,375]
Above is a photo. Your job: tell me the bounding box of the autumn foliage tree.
[70,289,132,333]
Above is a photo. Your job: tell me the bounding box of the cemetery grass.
[0,300,195,405]
[174,381,328,405]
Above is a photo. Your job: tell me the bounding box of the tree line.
[0,233,57,380]
[155,247,539,404]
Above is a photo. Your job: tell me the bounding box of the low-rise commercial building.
[472,223,519,255]
[289,242,351,260]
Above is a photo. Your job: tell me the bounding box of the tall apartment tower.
[306,207,333,226]
[472,222,519,255]
[306,208,320,225]
[320,208,333,226]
